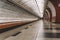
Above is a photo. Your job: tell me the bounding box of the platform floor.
[0,20,60,40]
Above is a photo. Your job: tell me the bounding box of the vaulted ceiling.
[8,0,47,18]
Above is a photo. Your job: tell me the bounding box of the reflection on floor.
[44,20,60,38]
[0,20,60,40]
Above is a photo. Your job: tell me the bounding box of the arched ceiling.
[8,0,46,18]
[0,0,38,23]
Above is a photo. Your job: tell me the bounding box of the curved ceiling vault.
[0,0,38,23]
[8,0,45,18]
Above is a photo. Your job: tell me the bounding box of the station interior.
[0,0,60,40]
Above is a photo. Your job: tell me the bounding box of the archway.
[47,1,56,22]
[44,1,56,22]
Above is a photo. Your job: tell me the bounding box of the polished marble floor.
[0,20,60,40]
